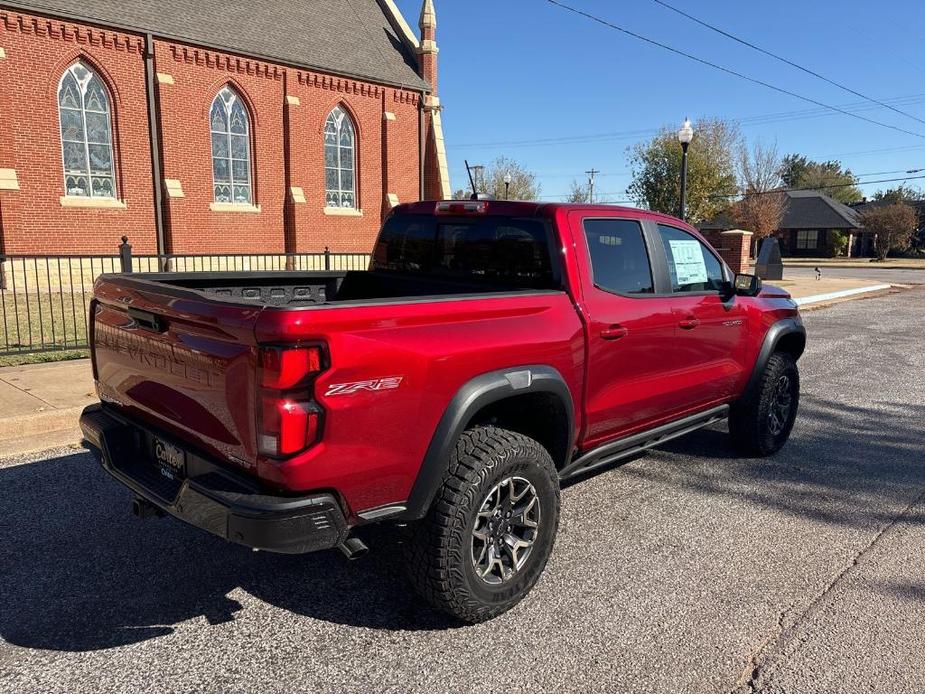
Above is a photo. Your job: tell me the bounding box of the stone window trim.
[57,61,118,200]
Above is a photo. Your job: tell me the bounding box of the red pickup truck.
[81,200,804,622]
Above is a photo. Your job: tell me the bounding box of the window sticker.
[668,239,708,285]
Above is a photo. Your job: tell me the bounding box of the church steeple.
[418,0,438,93]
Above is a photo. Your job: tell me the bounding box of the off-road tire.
[405,426,560,623]
[729,352,800,456]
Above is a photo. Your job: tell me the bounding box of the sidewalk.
[0,276,904,457]
[0,360,95,456]
[771,276,894,306]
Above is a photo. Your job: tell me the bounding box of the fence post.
[119,236,133,273]
[324,246,331,271]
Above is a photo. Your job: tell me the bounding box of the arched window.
[324,106,356,208]
[58,62,116,198]
[210,86,252,204]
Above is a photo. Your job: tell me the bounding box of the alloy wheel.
[768,374,793,436]
[471,476,541,585]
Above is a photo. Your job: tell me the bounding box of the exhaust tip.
[337,536,369,560]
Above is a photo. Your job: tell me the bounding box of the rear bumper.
[80,404,348,554]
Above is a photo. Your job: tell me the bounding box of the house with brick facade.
[0,0,450,257]
[701,190,874,258]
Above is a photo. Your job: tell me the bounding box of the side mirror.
[734,273,762,297]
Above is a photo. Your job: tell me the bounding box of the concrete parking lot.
[2,289,924,693]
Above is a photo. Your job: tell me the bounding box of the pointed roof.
[419,0,436,29]
[700,190,860,231]
[11,0,429,90]
[781,190,860,229]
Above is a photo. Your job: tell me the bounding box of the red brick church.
[0,0,450,256]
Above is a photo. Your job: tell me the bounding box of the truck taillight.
[260,346,321,389]
[258,346,324,458]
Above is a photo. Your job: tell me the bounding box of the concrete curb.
[0,405,86,442]
[0,428,84,457]
[794,284,893,307]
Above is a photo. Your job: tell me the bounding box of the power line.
[651,0,925,128]
[451,93,925,151]
[542,173,925,203]
[544,0,925,140]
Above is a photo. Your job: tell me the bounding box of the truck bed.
[108,269,545,307]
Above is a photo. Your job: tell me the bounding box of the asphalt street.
[785,265,925,285]
[2,288,924,693]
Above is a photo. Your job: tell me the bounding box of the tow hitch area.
[132,496,165,519]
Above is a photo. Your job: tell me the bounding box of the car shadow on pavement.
[635,395,925,530]
[0,449,458,653]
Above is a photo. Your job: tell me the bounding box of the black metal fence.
[0,238,370,357]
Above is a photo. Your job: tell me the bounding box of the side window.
[583,219,654,295]
[656,224,725,293]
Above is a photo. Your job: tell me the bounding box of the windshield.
[371,214,559,289]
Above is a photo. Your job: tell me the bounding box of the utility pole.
[585,168,599,204]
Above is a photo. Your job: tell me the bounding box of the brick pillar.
[720,230,753,275]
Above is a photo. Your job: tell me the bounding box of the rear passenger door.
[572,214,685,448]
[652,224,748,408]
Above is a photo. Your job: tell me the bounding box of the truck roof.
[394,200,692,229]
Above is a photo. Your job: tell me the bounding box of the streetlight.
[503,173,512,199]
[677,118,694,221]
[470,164,485,196]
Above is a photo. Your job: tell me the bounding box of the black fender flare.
[400,365,575,520]
[744,317,806,397]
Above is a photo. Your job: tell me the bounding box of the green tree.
[778,154,862,204]
[482,157,541,201]
[872,184,922,203]
[627,118,739,225]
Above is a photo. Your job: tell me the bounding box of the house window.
[796,230,819,250]
[210,86,252,204]
[58,62,116,198]
[324,106,356,208]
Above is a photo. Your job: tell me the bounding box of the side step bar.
[559,405,729,481]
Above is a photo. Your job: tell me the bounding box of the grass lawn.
[0,290,92,364]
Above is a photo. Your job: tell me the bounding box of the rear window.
[371,214,559,289]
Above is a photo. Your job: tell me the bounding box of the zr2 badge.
[325,376,404,397]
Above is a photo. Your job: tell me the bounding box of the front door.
[652,223,748,409]
[571,213,682,449]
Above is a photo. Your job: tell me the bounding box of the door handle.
[600,325,629,340]
[678,316,700,330]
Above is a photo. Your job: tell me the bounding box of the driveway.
[784,265,925,284]
[2,289,924,693]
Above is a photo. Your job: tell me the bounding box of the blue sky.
[394,0,925,202]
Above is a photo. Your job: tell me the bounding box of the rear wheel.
[405,426,560,623]
[729,352,800,456]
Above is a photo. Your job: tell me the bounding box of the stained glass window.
[324,106,356,208]
[58,62,116,198]
[210,86,252,204]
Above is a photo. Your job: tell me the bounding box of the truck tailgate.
[91,276,263,468]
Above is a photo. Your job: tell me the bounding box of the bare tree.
[565,178,614,204]
[731,140,785,256]
[566,179,590,203]
[858,203,918,260]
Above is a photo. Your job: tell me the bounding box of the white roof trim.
[380,0,420,49]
